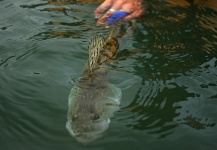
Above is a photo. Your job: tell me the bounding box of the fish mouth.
[73,132,103,144]
[66,119,110,143]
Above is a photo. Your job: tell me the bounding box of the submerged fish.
[66,27,121,143]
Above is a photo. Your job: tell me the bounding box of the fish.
[66,27,121,143]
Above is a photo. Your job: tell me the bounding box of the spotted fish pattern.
[87,27,118,74]
[88,34,105,73]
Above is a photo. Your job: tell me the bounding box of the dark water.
[1,0,217,149]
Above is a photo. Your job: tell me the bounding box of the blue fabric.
[106,11,130,25]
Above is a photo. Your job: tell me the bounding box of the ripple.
[117,57,217,139]
[1,0,217,149]
[173,58,217,130]
[118,78,179,138]
[0,71,70,148]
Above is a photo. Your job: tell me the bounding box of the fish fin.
[88,26,119,73]
[110,74,141,90]
[98,26,119,64]
[118,76,141,90]
[105,26,118,42]
[88,34,105,73]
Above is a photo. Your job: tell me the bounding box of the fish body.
[66,27,121,143]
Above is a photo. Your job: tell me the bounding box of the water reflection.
[131,1,217,78]
[1,0,217,149]
[167,0,217,11]
[182,115,216,130]
[116,0,217,139]
[20,0,102,40]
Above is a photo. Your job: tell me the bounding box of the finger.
[123,7,145,21]
[97,3,123,25]
[121,0,145,21]
[95,0,113,13]
[121,2,134,13]
[102,2,123,18]
[95,0,117,19]
[97,11,113,25]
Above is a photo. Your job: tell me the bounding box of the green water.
[1,0,217,150]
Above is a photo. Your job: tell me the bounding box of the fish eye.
[72,114,78,121]
[91,114,100,120]
[106,42,111,47]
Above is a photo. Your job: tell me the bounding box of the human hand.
[95,0,145,25]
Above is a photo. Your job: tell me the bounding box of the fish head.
[66,84,122,143]
[66,100,112,143]
[66,115,110,143]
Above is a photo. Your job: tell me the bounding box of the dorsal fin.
[88,34,105,73]
[98,26,119,64]
[105,26,117,42]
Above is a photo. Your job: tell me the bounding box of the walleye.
[66,27,121,143]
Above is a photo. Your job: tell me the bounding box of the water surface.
[1,0,217,150]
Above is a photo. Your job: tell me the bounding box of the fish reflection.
[66,27,121,143]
